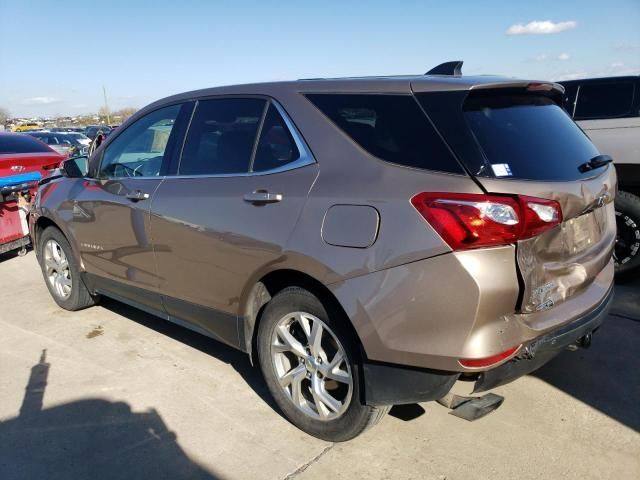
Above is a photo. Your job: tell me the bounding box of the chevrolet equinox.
[30,62,616,441]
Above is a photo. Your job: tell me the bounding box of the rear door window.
[574,81,635,119]
[463,93,601,181]
[179,98,266,175]
[306,94,463,174]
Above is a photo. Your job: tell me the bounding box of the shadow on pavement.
[0,350,220,480]
[0,250,19,263]
[101,278,640,434]
[531,276,640,433]
[99,298,278,413]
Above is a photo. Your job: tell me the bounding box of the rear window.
[0,134,52,154]
[306,94,463,174]
[463,93,601,181]
[574,82,635,120]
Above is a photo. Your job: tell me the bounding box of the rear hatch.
[0,134,64,183]
[415,83,616,313]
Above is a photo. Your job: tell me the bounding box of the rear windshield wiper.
[578,154,613,173]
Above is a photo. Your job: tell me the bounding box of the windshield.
[32,133,81,146]
[463,93,602,181]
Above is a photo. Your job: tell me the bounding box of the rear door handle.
[125,190,150,201]
[243,191,283,204]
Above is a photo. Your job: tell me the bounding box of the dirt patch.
[86,325,104,339]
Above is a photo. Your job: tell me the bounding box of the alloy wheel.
[44,239,72,299]
[270,311,353,421]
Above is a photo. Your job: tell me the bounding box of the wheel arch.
[241,269,362,365]
[33,215,83,269]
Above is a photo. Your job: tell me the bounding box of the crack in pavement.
[282,444,334,479]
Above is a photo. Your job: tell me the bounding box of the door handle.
[243,191,283,204]
[125,190,150,201]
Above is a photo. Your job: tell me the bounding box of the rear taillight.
[42,162,61,171]
[411,192,562,250]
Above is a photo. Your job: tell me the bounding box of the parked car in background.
[26,131,89,157]
[13,123,41,132]
[65,132,91,148]
[559,75,640,275]
[84,125,112,140]
[31,64,616,441]
[1,132,63,255]
[51,127,86,134]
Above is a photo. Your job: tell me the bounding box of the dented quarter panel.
[475,165,617,313]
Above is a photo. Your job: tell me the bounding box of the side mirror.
[62,156,89,178]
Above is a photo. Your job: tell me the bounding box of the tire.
[38,226,99,311]
[257,287,389,441]
[614,190,640,276]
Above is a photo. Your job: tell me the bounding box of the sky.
[1,0,639,118]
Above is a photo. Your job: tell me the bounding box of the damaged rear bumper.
[473,284,614,393]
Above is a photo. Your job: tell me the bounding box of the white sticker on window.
[491,163,513,177]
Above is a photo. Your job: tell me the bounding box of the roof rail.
[425,61,463,76]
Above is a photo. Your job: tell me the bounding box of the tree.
[0,107,10,127]
[113,107,137,122]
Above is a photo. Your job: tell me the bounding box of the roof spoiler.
[426,61,463,76]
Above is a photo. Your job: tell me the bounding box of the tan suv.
[30,62,616,441]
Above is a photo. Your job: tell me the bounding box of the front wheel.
[614,191,640,276]
[257,287,389,441]
[38,226,99,310]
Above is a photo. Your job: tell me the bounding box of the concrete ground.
[0,252,638,480]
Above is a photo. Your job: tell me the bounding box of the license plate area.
[563,209,603,255]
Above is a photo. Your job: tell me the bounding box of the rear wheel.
[257,287,389,441]
[614,191,640,276]
[38,227,99,310]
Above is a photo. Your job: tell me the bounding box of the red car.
[0,132,63,255]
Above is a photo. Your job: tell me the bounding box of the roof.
[144,74,564,112]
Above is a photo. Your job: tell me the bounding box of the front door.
[67,103,185,312]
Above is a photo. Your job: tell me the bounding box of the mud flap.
[437,393,504,421]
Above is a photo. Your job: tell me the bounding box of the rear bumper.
[473,283,614,392]
[330,248,615,372]
[0,235,30,255]
[361,282,613,405]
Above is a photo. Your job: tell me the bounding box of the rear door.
[150,97,317,347]
[417,87,616,313]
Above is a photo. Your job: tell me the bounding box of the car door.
[66,103,187,312]
[150,97,318,347]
